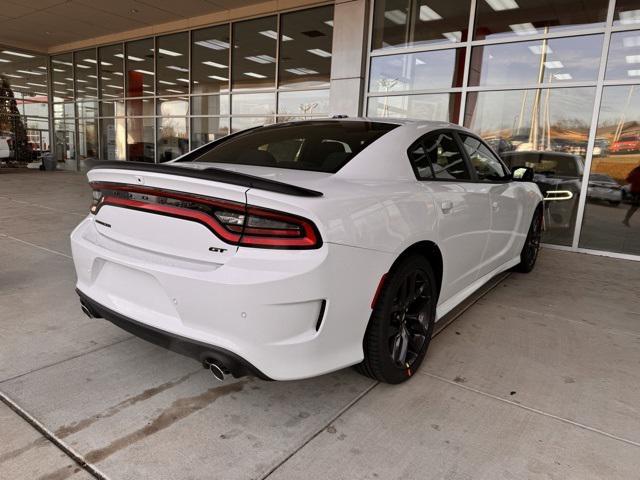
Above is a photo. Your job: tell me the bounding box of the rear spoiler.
[86,161,323,198]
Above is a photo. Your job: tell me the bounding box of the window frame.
[455,132,512,184]
[406,128,476,182]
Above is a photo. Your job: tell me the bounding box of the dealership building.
[0,0,639,260]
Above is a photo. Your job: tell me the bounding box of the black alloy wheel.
[515,206,543,273]
[357,254,436,384]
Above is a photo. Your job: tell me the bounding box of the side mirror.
[511,166,534,182]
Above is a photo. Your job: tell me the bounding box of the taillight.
[89,182,321,249]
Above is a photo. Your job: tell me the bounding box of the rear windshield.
[187,120,399,173]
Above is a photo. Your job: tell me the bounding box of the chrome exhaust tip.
[81,304,93,319]
[203,358,226,381]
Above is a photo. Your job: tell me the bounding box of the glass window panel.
[127,98,154,116]
[126,38,154,97]
[51,53,74,102]
[232,16,277,91]
[156,32,188,96]
[231,92,276,115]
[464,87,596,246]
[53,102,75,119]
[367,93,461,122]
[100,99,125,117]
[605,30,640,81]
[614,0,640,27]
[100,117,126,160]
[279,6,333,89]
[191,95,229,116]
[277,90,330,116]
[372,0,470,50]
[0,51,48,102]
[580,85,640,255]
[461,134,509,180]
[231,116,274,133]
[469,35,602,87]
[157,117,188,162]
[191,117,230,149]
[127,117,155,163]
[77,101,97,118]
[78,117,98,161]
[75,49,98,100]
[54,119,76,166]
[157,97,188,116]
[22,101,48,118]
[191,25,230,94]
[474,0,608,41]
[369,49,464,93]
[99,44,124,99]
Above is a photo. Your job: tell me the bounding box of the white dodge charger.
[71,118,543,384]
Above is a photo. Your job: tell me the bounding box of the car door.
[458,133,523,276]
[409,130,491,305]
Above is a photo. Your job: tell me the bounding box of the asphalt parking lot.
[2,170,640,480]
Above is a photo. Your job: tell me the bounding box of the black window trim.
[407,128,478,183]
[455,131,513,184]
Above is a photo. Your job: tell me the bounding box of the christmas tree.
[0,76,29,164]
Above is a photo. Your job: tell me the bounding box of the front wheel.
[514,205,543,273]
[356,254,437,384]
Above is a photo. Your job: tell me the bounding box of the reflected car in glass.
[610,135,640,155]
[588,173,623,206]
[71,119,543,384]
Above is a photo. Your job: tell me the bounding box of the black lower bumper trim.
[77,289,271,380]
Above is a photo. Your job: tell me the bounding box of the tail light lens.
[89,182,321,249]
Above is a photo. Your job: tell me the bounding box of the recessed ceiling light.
[324,20,333,27]
[134,69,154,75]
[156,48,182,57]
[285,67,319,75]
[419,5,442,21]
[625,54,640,64]
[165,88,184,94]
[384,9,407,25]
[176,78,189,83]
[628,69,640,76]
[244,72,267,78]
[167,65,189,72]
[619,9,640,25]
[553,73,572,80]
[245,55,276,64]
[53,59,73,66]
[485,0,519,11]
[528,45,553,55]
[544,61,564,69]
[510,22,537,35]
[307,48,332,58]
[159,80,176,85]
[442,31,462,42]
[107,84,124,89]
[26,82,46,87]
[4,73,23,78]
[2,50,35,58]
[208,75,228,81]
[202,61,227,69]
[17,69,45,75]
[194,39,230,50]
[259,30,292,41]
[0,58,10,63]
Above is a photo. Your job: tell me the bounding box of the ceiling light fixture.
[419,5,442,21]
[245,55,276,64]
[619,9,640,25]
[134,69,154,75]
[544,61,564,69]
[510,22,537,35]
[485,0,519,11]
[2,50,35,58]
[307,48,332,58]
[155,48,182,57]
[202,60,227,69]
[553,73,572,80]
[208,75,228,81]
[167,65,189,72]
[159,80,176,85]
[285,67,319,75]
[194,39,230,50]
[244,72,267,78]
[625,54,640,63]
[384,9,407,25]
[442,31,462,42]
[528,45,553,55]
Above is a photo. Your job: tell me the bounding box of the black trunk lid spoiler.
[87,161,323,198]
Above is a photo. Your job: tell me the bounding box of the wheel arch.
[389,240,443,299]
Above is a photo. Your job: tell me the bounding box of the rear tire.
[356,254,437,384]
[514,205,543,273]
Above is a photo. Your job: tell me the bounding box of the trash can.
[42,153,57,171]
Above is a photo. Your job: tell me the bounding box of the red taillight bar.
[90,182,322,249]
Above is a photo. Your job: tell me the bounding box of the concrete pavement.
[1,170,639,479]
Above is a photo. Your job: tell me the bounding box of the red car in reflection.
[610,135,640,154]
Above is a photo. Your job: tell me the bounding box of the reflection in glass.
[127,98,154,117]
[191,117,230,149]
[77,101,97,118]
[605,30,640,81]
[580,86,640,255]
[369,49,464,92]
[78,117,98,161]
[469,35,602,87]
[367,93,460,122]
[99,44,124,99]
[277,90,330,117]
[52,53,74,102]
[100,117,126,160]
[126,38,154,97]
[372,0,470,50]
[191,25,230,94]
[127,117,155,162]
[75,49,98,100]
[465,87,596,246]
[157,97,188,116]
[191,95,229,116]
[232,16,277,91]
[232,92,275,115]
[231,116,273,133]
[54,119,76,166]
[100,99,125,117]
[157,117,188,162]
[53,102,74,119]
[156,32,188,95]
[474,0,608,41]
[614,0,640,27]
[279,6,333,88]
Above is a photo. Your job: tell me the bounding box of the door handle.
[440,200,453,213]
[492,201,499,210]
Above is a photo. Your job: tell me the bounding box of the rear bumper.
[71,216,393,380]
[78,289,271,379]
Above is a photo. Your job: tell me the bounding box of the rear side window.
[189,120,398,173]
[461,135,509,181]
[409,131,471,181]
